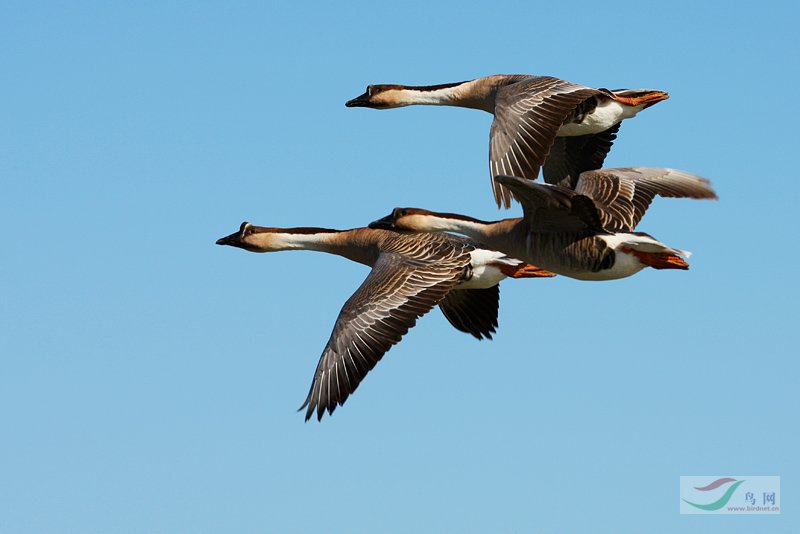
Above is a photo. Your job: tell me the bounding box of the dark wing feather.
[438,285,500,340]
[574,168,717,231]
[489,77,601,208]
[494,175,604,233]
[300,239,470,421]
[542,123,621,189]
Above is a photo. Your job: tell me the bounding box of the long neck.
[408,213,524,250]
[251,228,379,267]
[387,76,516,112]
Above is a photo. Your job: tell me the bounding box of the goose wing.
[493,175,604,233]
[438,285,499,340]
[300,236,470,421]
[542,123,621,189]
[574,168,717,232]
[489,76,601,208]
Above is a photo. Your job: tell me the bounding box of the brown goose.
[369,168,717,281]
[346,75,668,207]
[216,222,554,421]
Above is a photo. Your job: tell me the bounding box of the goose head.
[345,84,412,109]
[216,221,278,252]
[369,207,444,232]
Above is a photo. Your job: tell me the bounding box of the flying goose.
[346,75,668,207]
[369,168,717,281]
[216,222,554,421]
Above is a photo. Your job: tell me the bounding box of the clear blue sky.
[2,1,797,532]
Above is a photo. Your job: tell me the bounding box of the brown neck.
[404,212,525,254]
[248,227,381,267]
[469,218,529,258]
[387,75,523,113]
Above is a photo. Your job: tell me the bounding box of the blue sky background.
[2,1,798,532]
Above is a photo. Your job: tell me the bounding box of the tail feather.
[622,240,689,257]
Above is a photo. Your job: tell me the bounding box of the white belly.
[543,233,656,281]
[563,233,676,281]
[457,249,512,289]
[557,100,644,137]
[458,264,507,289]
[564,252,646,281]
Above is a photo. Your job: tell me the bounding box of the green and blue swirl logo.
[682,478,745,511]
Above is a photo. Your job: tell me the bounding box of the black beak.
[216,232,241,246]
[345,91,372,108]
[368,213,396,230]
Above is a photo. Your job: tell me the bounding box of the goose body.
[369,168,716,281]
[346,75,669,206]
[216,222,553,421]
[556,98,645,137]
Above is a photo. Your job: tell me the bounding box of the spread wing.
[493,175,604,233]
[438,285,500,340]
[489,76,601,208]
[542,123,621,189]
[300,239,470,421]
[574,168,718,232]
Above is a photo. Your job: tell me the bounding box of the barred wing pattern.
[489,77,600,208]
[438,285,500,340]
[300,235,472,421]
[574,168,718,232]
[494,175,603,233]
[542,123,621,189]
